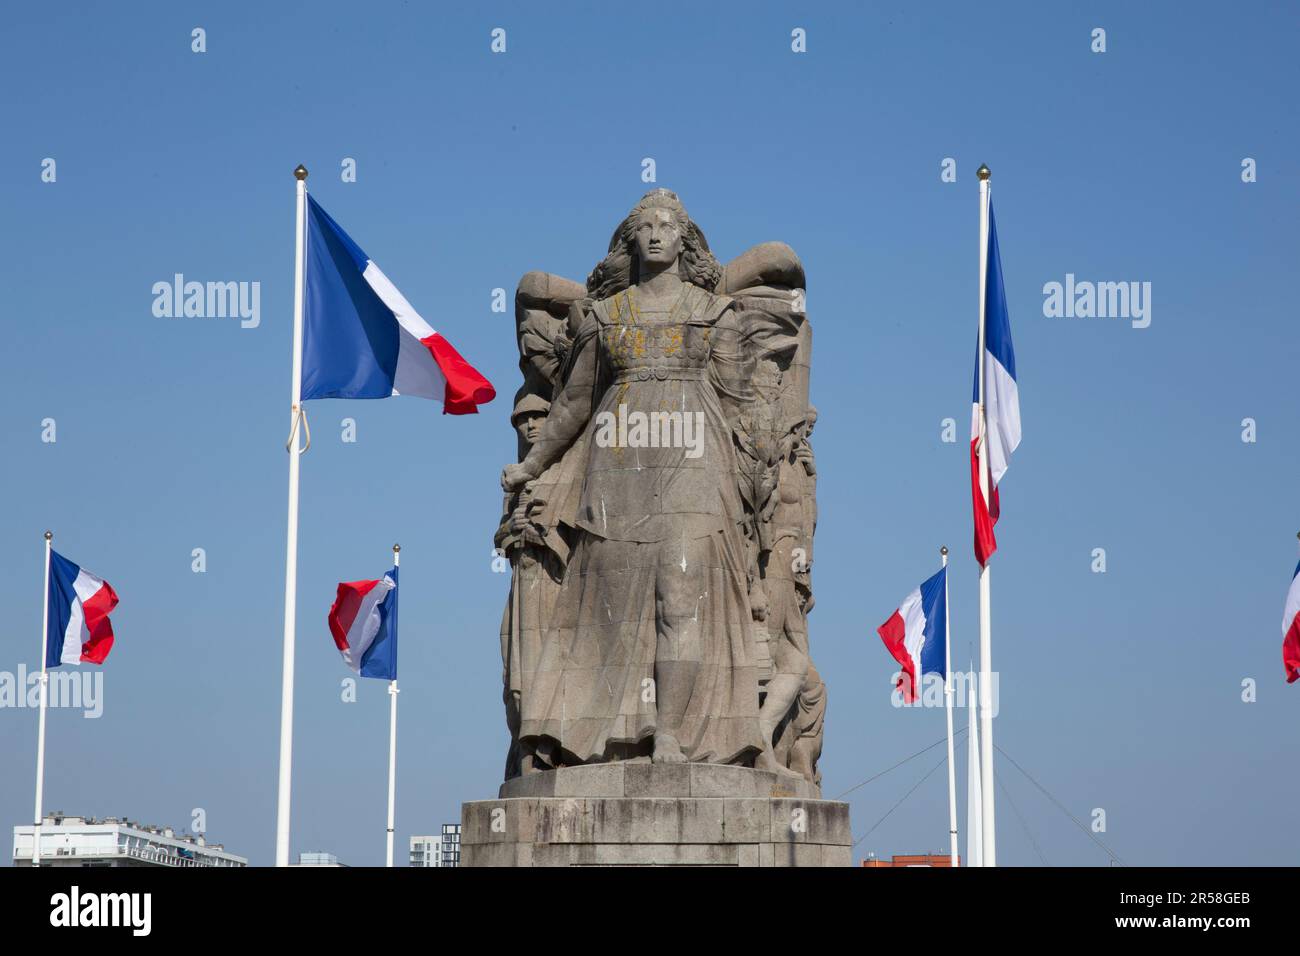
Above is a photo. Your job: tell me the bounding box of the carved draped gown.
[518,282,764,766]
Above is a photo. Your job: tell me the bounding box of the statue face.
[632,206,682,269]
[516,412,545,445]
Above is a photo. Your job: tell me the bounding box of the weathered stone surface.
[499,762,820,801]
[625,761,689,798]
[721,798,770,844]
[822,844,854,868]
[553,763,626,798]
[496,771,556,800]
[689,763,760,798]
[768,797,853,846]
[465,797,543,845]
[533,842,742,867]
[678,799,727,844]
[773,842,823,867]
[534,797,593,844]
[461,791,851,867]
[463,841,532,868]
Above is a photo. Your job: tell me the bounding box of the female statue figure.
[501,189,764,767]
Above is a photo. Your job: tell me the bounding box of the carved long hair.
[586,189,722,299]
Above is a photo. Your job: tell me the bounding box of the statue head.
[587,189,722,298]
[633,204,682,273]
[511,393,550,448]
[515,411,545,447]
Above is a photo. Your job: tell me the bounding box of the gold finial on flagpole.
[44,531,52,541]
[294,164,308,181]
[977,164,991,181]
[393,543,401,554]
[940,546,949,556]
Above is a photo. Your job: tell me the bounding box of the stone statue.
[496,189,824,785]
[496,272,584,777]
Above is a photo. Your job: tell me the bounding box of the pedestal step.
[461,764,852,867]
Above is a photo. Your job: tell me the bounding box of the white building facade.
[409,823,460,867]
[292,851,346,867]
[13,812,247,868]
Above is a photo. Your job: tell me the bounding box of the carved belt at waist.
[613,366,707,383]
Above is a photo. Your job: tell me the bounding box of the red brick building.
[862,853,959,867]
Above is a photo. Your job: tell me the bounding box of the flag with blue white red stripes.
[328,566,399,680]
[876,566,948,703]
[971,203,1021,566]
[302,197,495,414]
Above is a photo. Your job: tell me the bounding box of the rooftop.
[14,810,248,866]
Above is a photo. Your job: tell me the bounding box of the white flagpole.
[33,530,52,866]
[276,164,309,868]
[941,546,958,867]
[386,543,400,868]
[976,163,997,866]
[966,659,983,867]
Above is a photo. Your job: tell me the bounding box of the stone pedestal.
[460,763,852,867]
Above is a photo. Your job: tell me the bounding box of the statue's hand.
[750,582,769,622]
[508,502,530,535]
[794,442,816,476]
[502,462,533,492]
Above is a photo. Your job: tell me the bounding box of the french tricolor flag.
[328,567,398,680]
[1283,560,1300,684]
[876,567,948,704]
[971,203,1020,567]
[46,550,118,667]
[302,197,496,415]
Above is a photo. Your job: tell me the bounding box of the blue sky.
[1,1,1297,866]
